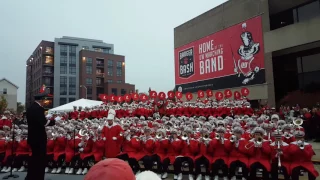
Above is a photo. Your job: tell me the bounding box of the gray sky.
[0,0,227,103]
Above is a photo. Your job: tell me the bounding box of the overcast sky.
[0,0,227,103]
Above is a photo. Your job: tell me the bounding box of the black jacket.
[26,102,55,146]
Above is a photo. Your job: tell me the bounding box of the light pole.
[80,85,87,99]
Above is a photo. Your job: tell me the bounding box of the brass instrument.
[230,135,237,143]
[181,133,188,140]
[298,140,305,150]
[293,118,303,126]
[215,134,220,140]
[156,133,162,139]
[257,137,263,144]
[203,133,210,141]
[277,141,281,167]
[245,137,263,149]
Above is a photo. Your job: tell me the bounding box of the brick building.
[79,50,135,100]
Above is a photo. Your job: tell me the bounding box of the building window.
[117,80,122,84]
[296,52,320,90]
[45,47,53,54]
[2,88,7,95]
[69,56,76,65]
[69,66,76,75]
[296,1,320,22]
[44,77,51,86]
[86,58,93,65]
[107,60,113,67]
[121,89,126,96]
[60,65,67,74]
[96,78,102,85]
[87,87,92,95]
[116,61,122,68]
[86,66,92,74]
[69,87,76,95]
[69,77,76,87]
[45,56,53,65]
[60,98,67,105]
[69,98,76,102]
[70,46,76,53]
[107,79,113,83]
[86,78,92,85]
[82,46,89,50]
[111,88,117,95]
[60,76,67,95]
[108,67,113,76]
[116,68,122,76]
[60,45,67,52]
[103,49,109,53]
[60,56,67,64]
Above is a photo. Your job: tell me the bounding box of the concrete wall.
[53,37,114,107]
[174,0,275,105]
[0,80,18,111]
[264,16,320,53]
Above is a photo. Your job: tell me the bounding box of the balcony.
[97,63,104,68]
[44,47,54,55]
[96,72,105,77]
[43,71,54,77]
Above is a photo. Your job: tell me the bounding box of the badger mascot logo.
[233,22,260,84]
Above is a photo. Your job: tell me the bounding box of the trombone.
[276,141,282,167]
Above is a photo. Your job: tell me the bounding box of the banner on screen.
[175,16,265,93]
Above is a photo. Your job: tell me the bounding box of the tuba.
[293,118,303,126]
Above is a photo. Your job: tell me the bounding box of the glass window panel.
[60,56,67,64]
[107,60,113,66]
[69,56,76,65]
[297,1,320,22]
[86,78,92,85]
[302,53,320,73]
[86,66,92,74]
[116,68,122,76]
[116,61,122,68]
[69,66,76,75]
[296,57,303,74]
[108,67,113,76]
[69,87,76,95]
[59,98,67,105]
[69,98,76,102]
[87,58,92,64]
[60,45,67,52]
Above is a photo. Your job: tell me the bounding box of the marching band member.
[13,130,30,172]
[78,130,93,175]
[0,131,6,169]
[195,128,211,180]
[270,130,290,180]
[91,127,105,164]
[64,128,81,174]
[167,129,184,180]
[45,130,55,173]
[101,109,124,158]
[154,129,170,179]
[209,126,229,180]
[116,123,130,161]
[140,127,156,172]
[52,128,66,174]
[125,127,143,175]
[2,128,18,173]
[225,127,249,180]
[246,127,271,180]
[178,127,198,180]
[289,130,319,180]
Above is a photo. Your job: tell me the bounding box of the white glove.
[112,137,117,140]
[126,136,131,141]
[93,138,97,142]
[103,137,106,141]
[78,143,83,147]
[79,148,84,152]
[67,135,71,140]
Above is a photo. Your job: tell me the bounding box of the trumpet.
[230,135,237,143]
[79,129,89,137]
[156,133,162,139]
[297,140,305,150]
[181,133,188,140]
[257,137,263,144]
[215,134,220,140]
[203,134,210,141]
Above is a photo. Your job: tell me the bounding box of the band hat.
[232,127,244,134]
[271,114,279,120]
[216,127,226,133]
[107,109,116,120]
[272,130,283,138]
[252,127,265,135]
[294,130,305,138]
[84,158,135,180]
